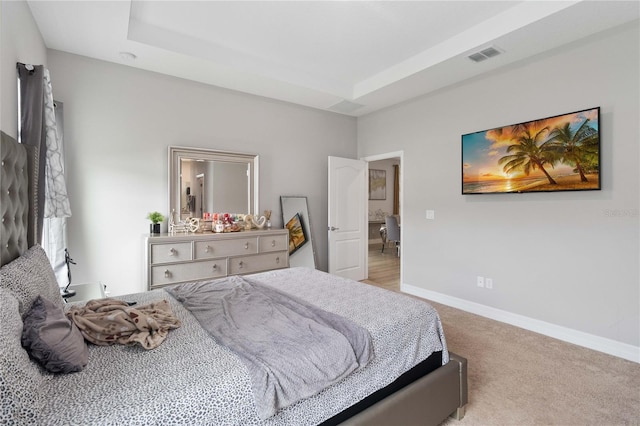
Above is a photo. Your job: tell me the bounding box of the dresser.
[145,229,289,290]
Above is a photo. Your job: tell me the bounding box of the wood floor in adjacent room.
[362,246,640,425]
[366,243,400,292]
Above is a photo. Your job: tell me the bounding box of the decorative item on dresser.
[168,209,200,234]
[147,211,165,235]
[144,228,289,290]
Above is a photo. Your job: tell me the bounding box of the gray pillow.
[21,295,88,373]
[0,244,64,315]
[0,287,44,422]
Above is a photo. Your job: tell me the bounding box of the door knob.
[328,226,340,231]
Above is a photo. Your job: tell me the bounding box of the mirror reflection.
[180,159,248,219]
[169,147,258,220]
[280,196,317,269]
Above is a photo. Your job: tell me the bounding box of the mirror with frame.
[169,146,259,221]
[280,196,317,269]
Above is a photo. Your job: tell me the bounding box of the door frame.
[361,151,403,285]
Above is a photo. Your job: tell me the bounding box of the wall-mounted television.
[462,107,600,194]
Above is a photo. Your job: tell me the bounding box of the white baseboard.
[402,283,640,364]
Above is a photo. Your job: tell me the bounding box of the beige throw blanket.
[67,298,181,350]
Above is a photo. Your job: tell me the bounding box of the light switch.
[426,210,435,220]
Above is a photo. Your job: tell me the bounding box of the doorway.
[364,152,402,291]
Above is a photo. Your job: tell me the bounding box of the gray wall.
[0,1,48,137]
[46,50,356,296]
[358,23,639,351]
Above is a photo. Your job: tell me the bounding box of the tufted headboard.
[0,131,39,267]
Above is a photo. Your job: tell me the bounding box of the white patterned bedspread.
[43,267,448,425]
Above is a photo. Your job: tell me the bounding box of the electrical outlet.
[426,210,435,220]
[477,276,484,288]
[485,278,493,289]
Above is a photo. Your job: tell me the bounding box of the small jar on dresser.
[144,228,289,290]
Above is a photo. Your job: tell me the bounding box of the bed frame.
[0,132,467,425]
[0,131,39,266]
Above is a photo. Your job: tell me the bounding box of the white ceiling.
[27,1,639,116]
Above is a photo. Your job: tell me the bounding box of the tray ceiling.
[27,1,639,116]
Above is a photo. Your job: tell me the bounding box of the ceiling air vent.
[328,99,365,114]
[468,46,503,63]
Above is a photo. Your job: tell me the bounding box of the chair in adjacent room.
[379,224,387,252]
[383,215,400,256]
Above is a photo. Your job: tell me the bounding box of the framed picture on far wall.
[369,169,386,200]
[285,213,308,255]
[462,107,600,194]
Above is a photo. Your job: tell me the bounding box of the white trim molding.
[402,283,640,364]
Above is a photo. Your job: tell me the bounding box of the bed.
[0,132,467,425]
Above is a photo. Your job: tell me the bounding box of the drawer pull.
[205,245,212,253]
[238,261,244,269]
[244,242,249,250]
[212,264,217,270]
[164,269,172,278]
[276,256,280,264]
[169,248,177,256]
[271,240,276,247]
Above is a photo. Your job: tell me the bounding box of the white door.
[328,156,367,280]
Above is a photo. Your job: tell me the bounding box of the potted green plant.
[147,211,165,235]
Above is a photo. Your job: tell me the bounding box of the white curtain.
[41,69,71,286]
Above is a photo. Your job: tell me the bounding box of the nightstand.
[62,282,106,303]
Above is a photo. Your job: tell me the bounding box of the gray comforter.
[167,275,373,419]
[29,267,446,425]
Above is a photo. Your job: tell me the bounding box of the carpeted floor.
[360,274,640,425]
[430,300,640,425]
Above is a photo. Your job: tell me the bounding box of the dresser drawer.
[194,237,258,259]
[145,229,290,290]
[150,242,192,264]
[150,259,227,288]
[258,234,289,253]
[229,252,288,275]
